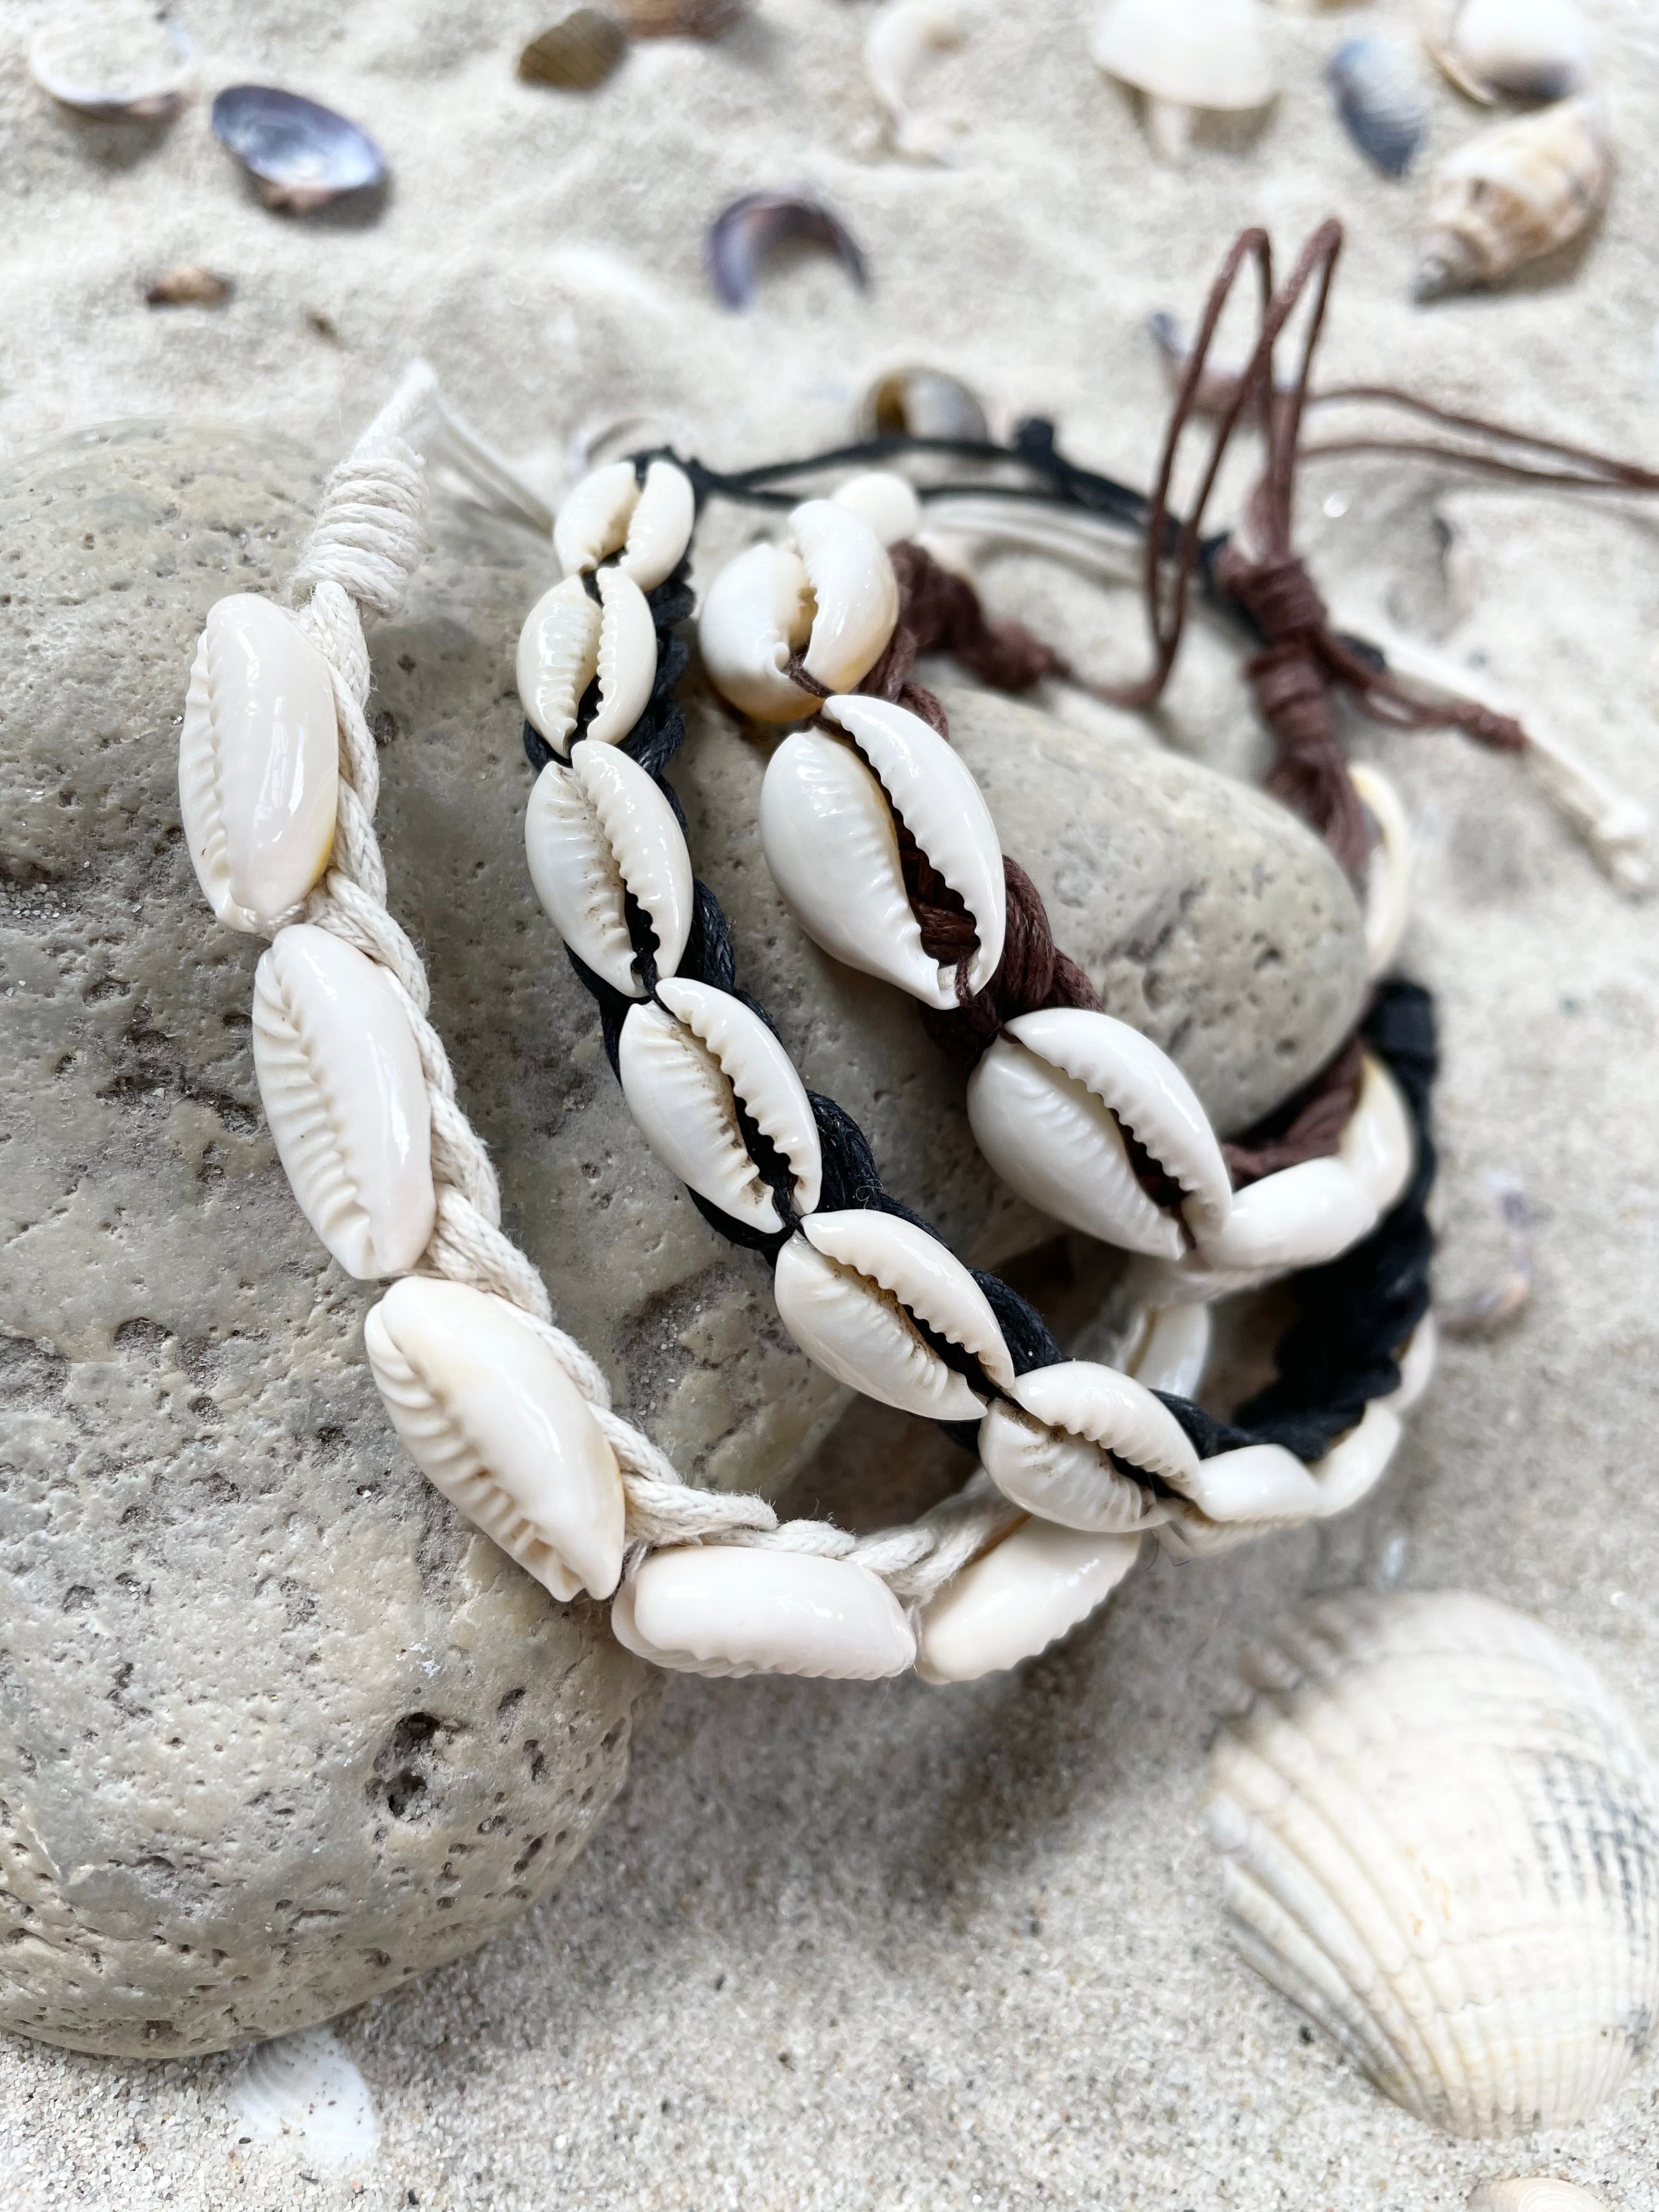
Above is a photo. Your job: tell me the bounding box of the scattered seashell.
[1351,761,1412,975]
[618,978,822,1232]
[1414,95,1610,303]
[1090,0,1276,162]
[252,924,436,1280]
[698,500,898,721]
[145,264,232,308]
[916,1521,1141,1683]
[588,566,658,743]
[613,0,746,33]
[859,365,989,443]
[228,2027,379,2169]
[1335,1053,1415,1216]
[1440,1171,1532,1335]
[772,1210,1012,1420]
[555,457,695,588]
[524,743,692,996]
[365,1277,625,1602]
[211,86,386,215]
[706,192,868,311]
[1194,1156,1379,1272]
[1468,2183,1608,2212]
[832,469,922,547]
[1421,0,1592,106]
[518,9,629,91]
[1122,1301,1212,1397]
[979,1359,1199,1532]
[29,0,193,122]
[865,0,964,165]
[612,1544,916,1679]
[967,1008,1231,1261]
[179,595,339,937]
[1328,36,1428,178]
[1209,1589,1659,2135]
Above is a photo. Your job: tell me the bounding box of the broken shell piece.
[614,0,747,33]
[698,501,897,721]
[916,1521,1141,1683]
[866,0,964,165]
[1328,36,1427,178]
[252,924,435,1279]
[1468,2184,1608,2212]
[365,1277,625,1602]
[29,0,193,121]
[229,2027,379,2169]
[612,1545,916,1679]
[146,264,233,307]
[1422,0,1592,105]
[179,593,340,936]
[967,1008,1231,1260]
[1193,1156,1378,1273]
[773,1211,1012,1420]
[706,193,868,311]
[517,573,602,749]
[1209,1589,1659,2135]
[554,457,695,588]
[1336,1053,1415,1215]
[833,470,922,547]
[859,366,989,442]
[618,979,821,1232]
[517,10,629,91]
[1090,0,1276,162]
[979,1359,1199,1531]
[1351,761,1412,976]
[1414,96,1609,302]
[588,566,658,743]
[524,743,692,996]
[211,86,386,213]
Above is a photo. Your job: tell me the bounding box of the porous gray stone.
[0,421,1366,2057]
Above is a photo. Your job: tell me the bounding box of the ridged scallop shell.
[229,2028,379,2170]
[524,743,692,997]
[1337,1053,1415,1215]
[1193,1155,1378,1272]
[916,1521,1141,1684]
[1352,761,1412,975]
[252,924,435,1279]
[587,566,658,744]
[1422,0,1592,105]
[1207,1590,1659,2136]
[773,1211,1012,1420]
[979,1359,1199,1531]
[611,1545,916,1679]
[365,1276,625,1601]
[1468,2183,1607,2212]
[832,469,922,546]
[553,458,696,589]
[618,979,822,1232]
[517,573,602,749]
[697,504,898,724]
[1090,0,1275,160]
[179,593,338,935]
[967,1008,1231,1260]
[1328,36,1427,179]
[1414,97,1609,303]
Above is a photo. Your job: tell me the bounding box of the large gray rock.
[0,421,1367,2057]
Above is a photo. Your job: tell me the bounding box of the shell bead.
[790,499,900,696]
[916,1521,1141,1683]
[555,460,639,577]
[696,540,817,721]
[1122,1301,1212,1396]
[832,469,923,546]
[618,459,697,589]
[611,1545,917,1679]
[618,978,822,1232]
[1192,1156,1378,1273]
[179,593,340,935]
[553,458,696,587]
[251,924,435,1279]
[980,1359,1199,1530]
[516,573,602,749]
[524,743,693,996]
[1208,1590,1659,2136]
[364,1277,625,1601]
[587,566,659,745]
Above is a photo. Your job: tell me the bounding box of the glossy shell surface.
[211,86,385,213]
[1122,1301,1212,1396]
[1194,1155,1378,1273]
[365,1277,625,1602]
[554,457,695,588]
[696,540,816,720]
[524,743,692,996]
[1352,761,1412,975]
[1209,1589,1659,2136]
[1414,96,1609,302]
[517,573,602,748]
[517,10,628,91]
[979,1359,1199,1531]
[917,1521,1141,1683]
[1338,1053,1415,1215]
[588,565,658,744]
[252,924,435,1279]
[612,1545,916,1679]
[179,592,338,935]
[791,499,900,696]
[833,469,923,546]
[1467,2183,1607,2212]
[866,0,964,164]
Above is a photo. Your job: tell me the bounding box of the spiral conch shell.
[697,500,899,721]
[1208,1590,1659,2136]
[1414,96,1609,302]
[524,742,692,996]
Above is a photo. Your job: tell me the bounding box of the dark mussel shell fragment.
[518,10,629,90]
[211,85,386,213]
[706,193,867,311]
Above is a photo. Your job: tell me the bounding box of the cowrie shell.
[979,1358,1200,1531]
[611,1545,916,1680]
[1351,762,1411,978]
[698,501,898,724]
[586,566,658,746]
[1380,1314,1436,1414]
[517,573,603,750]
[1192,1155,1378,1273]
[967,1008,1231,1259]
[179,592,338,935]
[618,978,822,1233]
[252,923,435,1279]
[553,458,695,586]
[1121,1301,1211,1397]
[790,498,899,693]
[365,1276,625,1602]
[832,469,922,546]
[524,743,692,997]
[1180,1401,1402,1525]
[915,1521,1141,1684]
[772,1210,1012,1420]
[1337,1051,1414,1214]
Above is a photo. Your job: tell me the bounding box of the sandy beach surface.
[7,0,1659,2203]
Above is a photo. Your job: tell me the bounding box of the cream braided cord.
[281,366,1015,1604]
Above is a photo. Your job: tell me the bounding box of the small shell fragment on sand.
[211,86,387,213]
[614,0,746,34]
[866,0,966,164]
[706,193,868,309]
[145,265,233,307]
[859,365,989,441]
[29,1,194,121]
[518,10,629,90]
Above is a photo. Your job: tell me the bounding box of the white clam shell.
[1351,763,1412,978]
[773,1210,1012,1420]
[611,1545,916,1680]
[554,459,639,576]
[1192,1155,1378,1273]
[967,1008,1230,1259]
[1337,1052,1415,1215]
[517,573,602,750]
[365,1276,625,1602]
[1414,96,1609,302]
[1090,0,1274,159]
[1425,0,1592,105]
[696,540,816,721]
[179,593,338,935]
[618,458,696,589]
[916,1521,1141,1684]
[790,498,900,695]
[555,458,695,586]
[524,743,692,997]
[980,1359,1199,1531]
[252,924,435,1279]
[618,978,822,1232]
[833,469,923,545]
[822,694,1006,996]
[1207,1589,1659,2136]
[587,566,658,745]
[1468,2183,1607,2212]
